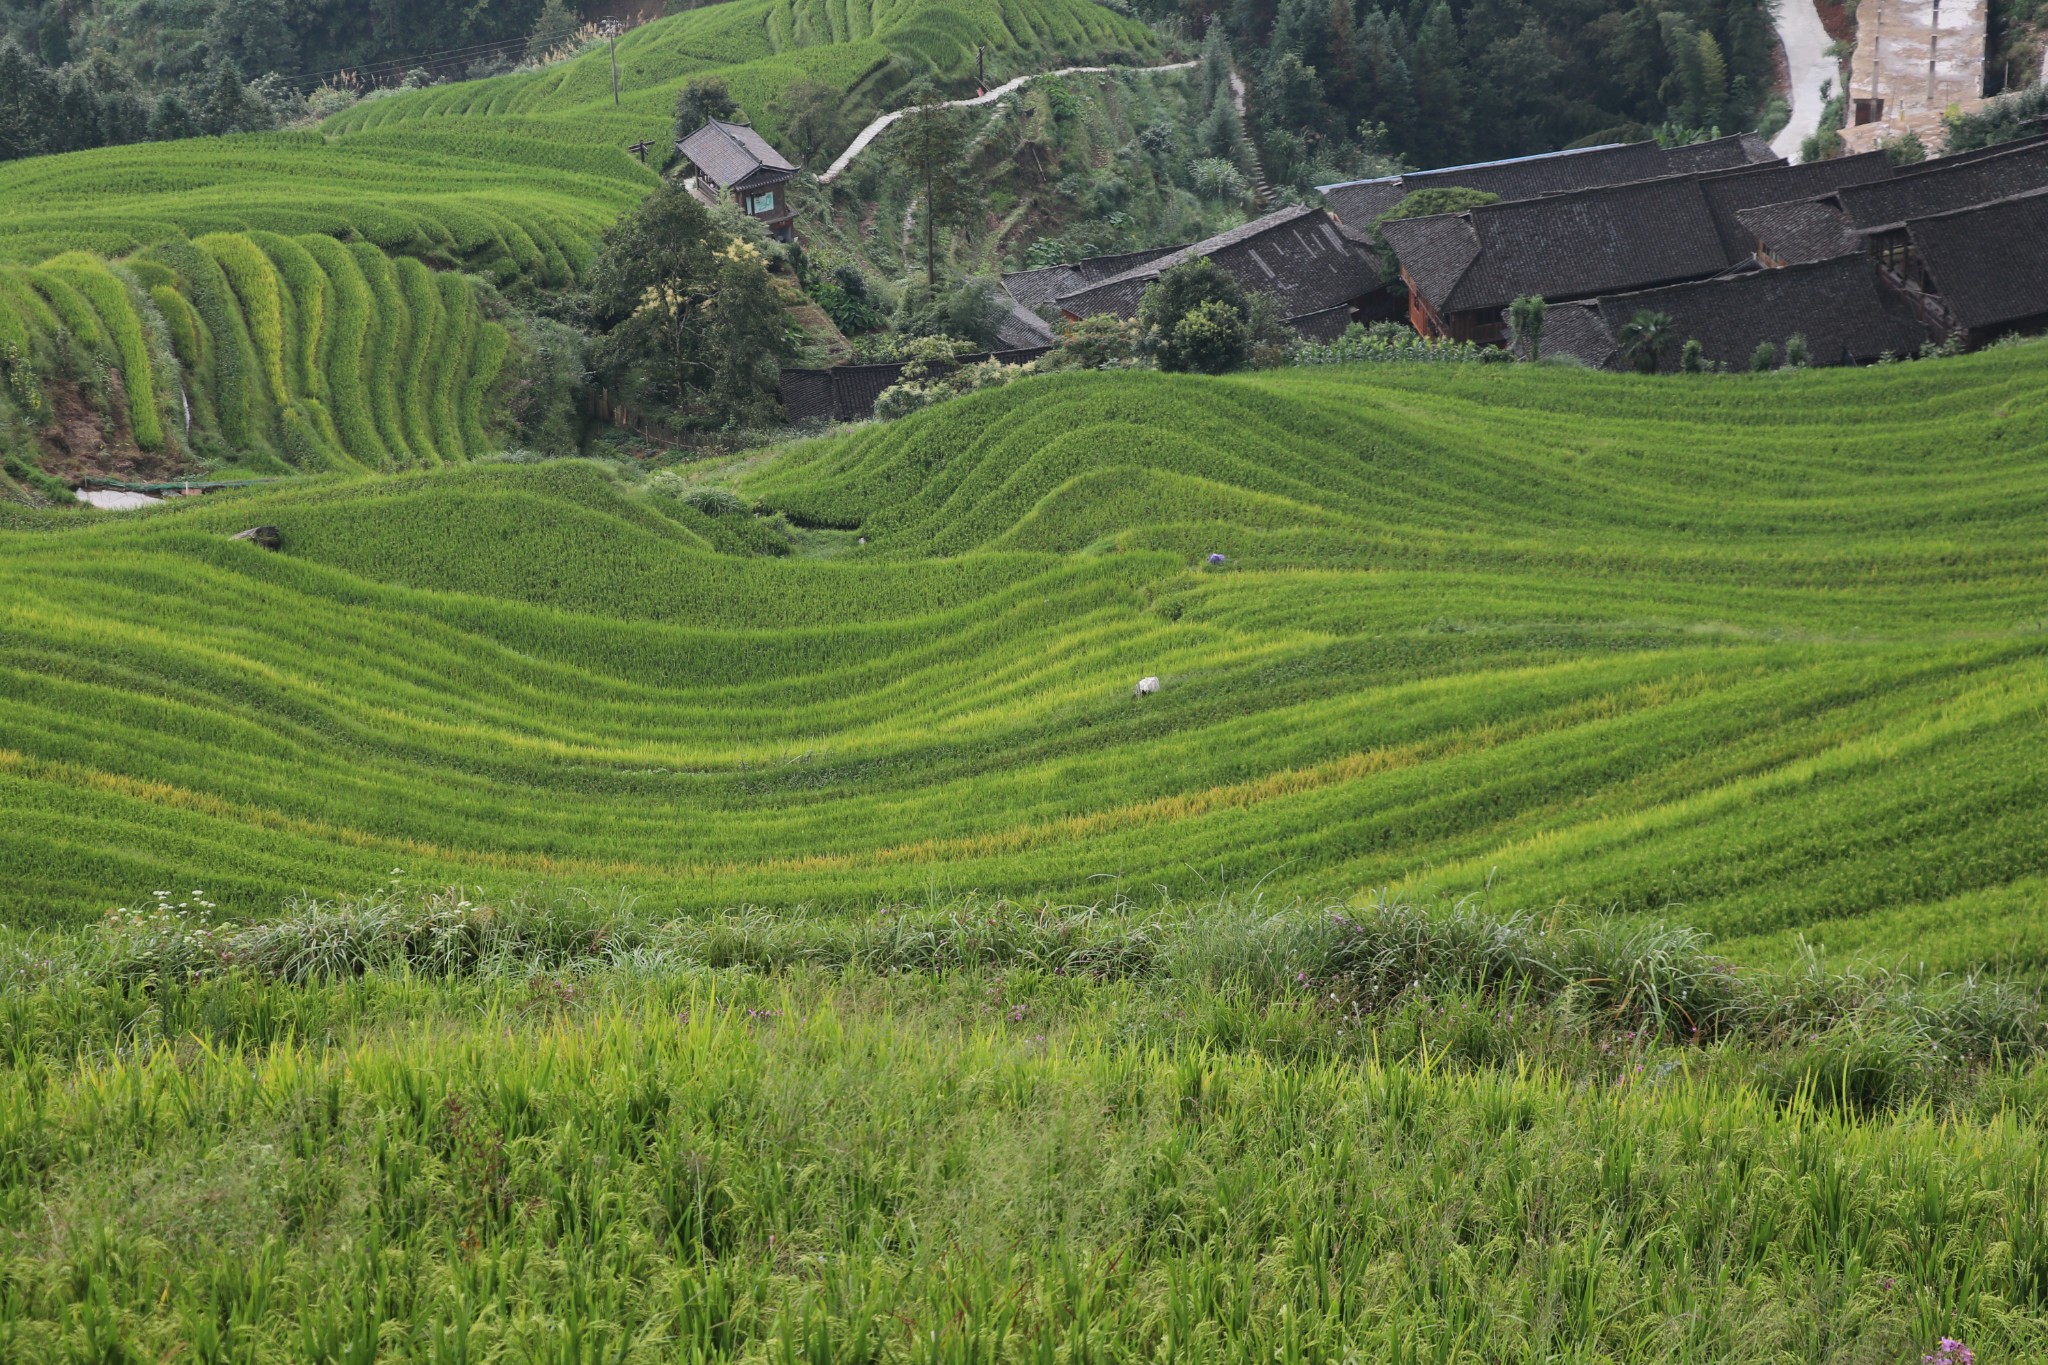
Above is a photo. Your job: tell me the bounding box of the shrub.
[1048,313,1141,369]
[1750,340,1778,372]
[1139,258,1250,374]
[1166,297,1250,375]
[1188,156,1250,204]
[684,486,748,516]
[1508,295,1546,361]
[1294,323,1506,365]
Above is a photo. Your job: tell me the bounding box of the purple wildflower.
[1206,552,1226,565]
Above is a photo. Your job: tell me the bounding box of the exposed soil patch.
[1816,0,1855,47]
[35,375,194,485]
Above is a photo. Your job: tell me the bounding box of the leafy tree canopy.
[1139,259,1252,374]
[588,181,793,429]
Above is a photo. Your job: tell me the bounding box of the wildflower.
[1206,552,1227,565]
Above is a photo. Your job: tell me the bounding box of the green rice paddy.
[6,350,2046,971]
[4,349,2048,1359]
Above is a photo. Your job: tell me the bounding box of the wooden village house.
[676,118,799,241]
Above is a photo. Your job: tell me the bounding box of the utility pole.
[609,24,620,106]
[976,44,986,96]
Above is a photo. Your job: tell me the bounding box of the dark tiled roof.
[1000,246,1187,309]
[994,298,1057,349]
[1290,304,1356,342]
[1376,212,1481,307]
[676,118,797,189]
[1318,136,1776,228]
[1893,129,2048,173]
[1052,205,1379,324]
[1318,142,1670,227]
[1661,131,1779,173]
[1697,152,1893,260]
[1384,175,1729,314]
[1737,199,1859,264]
[1833,139,2048,229]
[1906,187,2048,331]
[1580,254,1928,371]
[1504,301,1618,367]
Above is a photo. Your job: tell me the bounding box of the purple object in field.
[1207,553,1227,564]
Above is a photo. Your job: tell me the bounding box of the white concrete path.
[817,60,1198,183]
[1773,0,1839,160]
[75,489,161,510]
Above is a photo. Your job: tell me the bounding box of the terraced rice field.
[1,228,513,473]
[0,0,1155,481]
[4,352,2048,1360]
[0,131,644,282]
[5,349,2046,974]
[0,0,1155,283]
[325,0,1158,152]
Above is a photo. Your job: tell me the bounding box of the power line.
[273,17,628,91]
[274,33,561,91]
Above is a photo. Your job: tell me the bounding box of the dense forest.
[0,0,582,161]
[1167,0,1784,188]
[3,0,1786,189]
[0,0,564,83]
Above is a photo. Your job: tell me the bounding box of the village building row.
[1000,126,2048,373]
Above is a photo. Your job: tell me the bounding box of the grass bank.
[0,901,2044,1360]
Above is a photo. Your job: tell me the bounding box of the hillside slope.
[4,351,2045,973]
[325,0,1158,151]
[0,0,1156,484]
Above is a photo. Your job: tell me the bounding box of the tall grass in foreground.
[21,888,2038,1072]
[0,924,2043,1361]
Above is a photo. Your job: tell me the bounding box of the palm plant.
[1617,308,1674,373]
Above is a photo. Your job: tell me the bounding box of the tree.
[897,276,1007,348]
[526,0,581,61]
[0,40,58,162]
[673,78,738,144]
[1408,0,1471,166]
[1784,333,1810,368]
[1679,338,1707,372]
[1617,309,1674,373]
[699,236,791,426]
[1169,299,1252,375]
[1370,186,1498,281]
[1198,95,1246,159]
[1881,130,1927,165]
[587,181,793,426]
[1355,9,1417,150]
[1508,294,1546,361]
[893,90,977,286]
[1198,24,1235,118]
[1050,314,1142,369]
[1749,340,1777,371]
[203,0,299,80]
[775,80,844,164]
[196,63,273,136]
[150,92,200,142]
[1140,259,1252,374]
